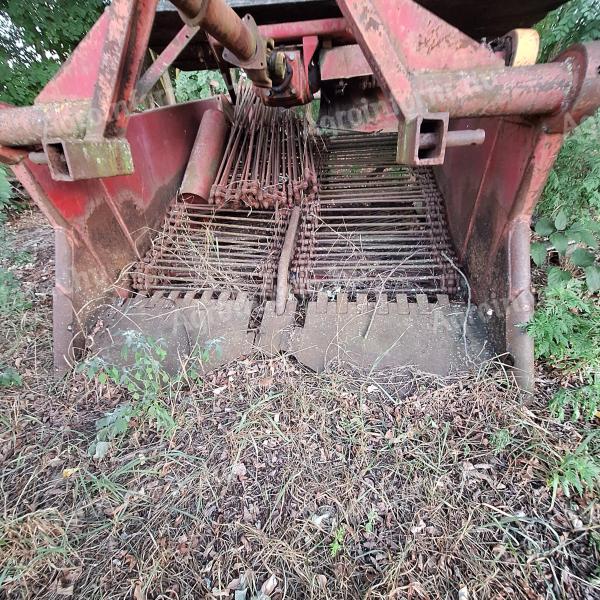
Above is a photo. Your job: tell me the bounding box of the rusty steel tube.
[180,108,229,202]
[170,0,256,61]
[415,63,573,117]
[0,101,90,147]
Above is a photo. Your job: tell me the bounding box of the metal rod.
[276,205,301,315]
[136,24,200,102]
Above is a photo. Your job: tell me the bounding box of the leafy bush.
[0,1,107,105]
[174,70,228,103]
[528,279,600,375]
[537,111,600,226]
[536,0,600,61]
[531,208,600,292]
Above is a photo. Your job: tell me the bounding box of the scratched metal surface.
[153,0,565,66]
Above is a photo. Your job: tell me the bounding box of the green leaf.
[570,248,596,268]
[531,242,548,267]
[571,228,598,249]
[550,232,569,256]
[554,210,568,231]
[535,217,555,237]
[547,267,572,287]
[585,265,600,293]
[0,367,22,388]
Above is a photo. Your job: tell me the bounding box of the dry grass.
[131,200,286,297]
[1,211,599,599]
[2,355,599,599]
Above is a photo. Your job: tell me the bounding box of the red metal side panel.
[27,100,217,226]
[13,98,225,371]
[436,117,536,299]
[36,13,110,104]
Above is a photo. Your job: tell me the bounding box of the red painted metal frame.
[87,0,159,139]
[136,24,201,103]
[333,0,600,167]
[258,18,353,43]
[1,0,599,390]
[14,97,226,372]
[435,118,563,390]
[336,0,503,161]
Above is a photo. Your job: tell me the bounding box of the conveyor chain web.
[291,133,459,296]
[132,133,459,300]
[132,202,290,298]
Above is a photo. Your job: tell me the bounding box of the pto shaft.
[170,0,256,61]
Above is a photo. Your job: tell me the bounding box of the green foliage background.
[0,0,106,105]
[174,70,228,103]
[530,0,600,424]
[536,0,600,60]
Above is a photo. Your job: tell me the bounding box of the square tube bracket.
[397,112,449,166]
[43,138,134,182]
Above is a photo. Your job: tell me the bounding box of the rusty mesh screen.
[132,132,459,299]
[291,133,459,297]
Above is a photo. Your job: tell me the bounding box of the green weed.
[330,525,345,558]
[79,332,186,457]
[528,279,600,376]
[0,268,30,318]
[550,379,600,422]
[0,368,22,388]
[549,436,600,503]
[365,509,378,534]
[490,429,512,453]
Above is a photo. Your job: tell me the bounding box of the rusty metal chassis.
[0,0,599,389]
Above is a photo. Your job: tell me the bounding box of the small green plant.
[550,378,600,422]
[0,166,12,222]
[528,279,600,375]
[365,509,378,534]
[0,367,22,388]
[490,428,512,454]
[0,268,30,318]
[549,436,600,503]
[330,525,345,558]
[531,209,600,293]
[79,332,183,456]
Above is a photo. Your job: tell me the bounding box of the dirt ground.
[1,210,599,600]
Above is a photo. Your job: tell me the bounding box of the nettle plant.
[531,210,600,293]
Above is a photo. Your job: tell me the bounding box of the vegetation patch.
[2,357,599,599]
